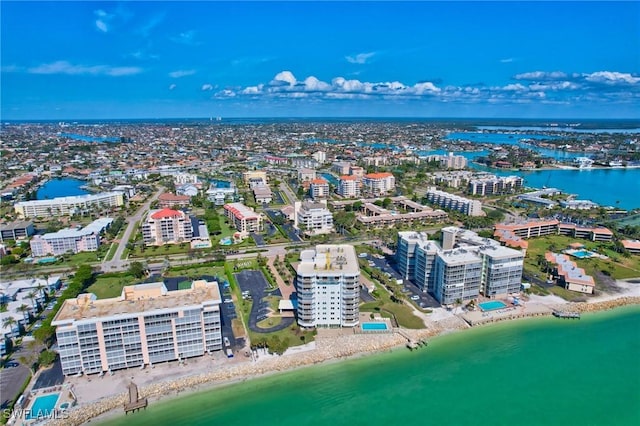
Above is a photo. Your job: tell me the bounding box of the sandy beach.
[45,282,639,426]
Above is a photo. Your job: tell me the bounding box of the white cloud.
[345,52,376,64]
[170,30,199,45]
[201,84,214,91]
[27,61,142,76]
[270,71,297,86]
[584,71,640,85]
[137,14,165,38]
[303,76,331,92]
[242,85,264,95]
[169,84,177,91]
[514,71,568,81]
[169,69,196,78]
[94,9,113,32]
[500,58,514,63]
[502,83,527,91]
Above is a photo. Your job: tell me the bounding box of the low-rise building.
[468,175,523,196]
[223,203,263,234]
[253,185,273,204]
[158,193,191,209]
[14,192,125,218]
[425,187,483,216]
[52,280,222,375]
[242,170,267,185]
[621,240,640,255]
[30,218,113,257]
[545,252,595,294]
[298,168,317,182]
[0,221,35,242]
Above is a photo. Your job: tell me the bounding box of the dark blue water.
[59,133,121,143]
[210,179,232,188]
[36,178,88,199]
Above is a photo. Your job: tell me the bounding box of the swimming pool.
[219,237,233,246]
[479,301,508,312]
[571,250,593,259]
[37,257,57,264]
[26,393,59,420]
[361,322,388,331]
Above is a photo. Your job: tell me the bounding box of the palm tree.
[2,317,18,339]
[26,291,39,312]
[17,304,31,324]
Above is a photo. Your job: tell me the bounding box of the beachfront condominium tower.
[52,280,222,376]
[433,248,482,305]
[295,245,360,328]
[396,231,439,292]
[396,227,525,304]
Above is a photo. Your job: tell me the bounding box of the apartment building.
[331,161,351,175]
[425,187,483,216]
[223,202,264,234]
[52,280,222,375]
[294,201,334,235]
[30,218,113,257]
[396,227,524,303]
[309,178,330,200]
[158,193,191,209]
[545,252,595,294]
[362,172,395,196]
[253,185,273,204]
[298,168,317,182]
[0,221,34,242]
[295,245,360,328]
[494,220,613,243]
[338,175,360,198]
[14,192,125,218]
[468,175,523,196]
[142,209,193,245]
[242,170,267,185]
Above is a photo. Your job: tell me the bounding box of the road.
[101,186,164,272]
[278,181,298,205]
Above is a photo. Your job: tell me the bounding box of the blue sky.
[1,1,639,119]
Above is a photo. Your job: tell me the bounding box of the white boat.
[574,157,593,169]
[608,160,623,167]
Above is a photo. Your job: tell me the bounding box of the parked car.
[223,337,231,347]
[410,295,420,301]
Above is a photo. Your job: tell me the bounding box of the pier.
[124,382,148,415]
[553,310,581,319]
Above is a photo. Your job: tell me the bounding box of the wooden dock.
[553,310,581,319]
[124,381,148,415]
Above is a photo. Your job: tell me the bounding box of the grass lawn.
[165,264,226,280]
[130,243,193,258]
[359,278,424,329]
[104,243,118,261]
[524,235,640,283]
[86,273,138,299]
[257,316,283,328]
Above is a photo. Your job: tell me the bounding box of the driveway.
[0,350,31,409]
[32,356,64,390]
[234,270,294,333]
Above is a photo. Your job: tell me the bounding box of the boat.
[608,160,623,167]
[573,157,593,169]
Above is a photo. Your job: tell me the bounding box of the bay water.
[100,305,640,426]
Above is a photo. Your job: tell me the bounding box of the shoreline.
[48,294,640,426]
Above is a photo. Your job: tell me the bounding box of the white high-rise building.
[295,245,360,328]
[338,175,360,198]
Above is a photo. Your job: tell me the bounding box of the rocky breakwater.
[563,296,640,313]
[50,332,423,426]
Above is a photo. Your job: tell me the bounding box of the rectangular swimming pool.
[479,300,508,312]
[361,322,388,331]
[27,393,60,420]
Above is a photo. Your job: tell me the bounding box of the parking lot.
[264,209,302,242]
[163,275,239,350]
[366,254,440,309]
[234,270,294,333]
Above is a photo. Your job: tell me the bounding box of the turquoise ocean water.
[101,306,640,426]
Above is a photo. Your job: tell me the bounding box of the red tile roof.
[150,208,184,219]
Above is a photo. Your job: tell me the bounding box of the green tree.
[128,261,146,279]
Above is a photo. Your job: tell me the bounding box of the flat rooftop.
[52,280,221,324]
[297,244,360,276]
